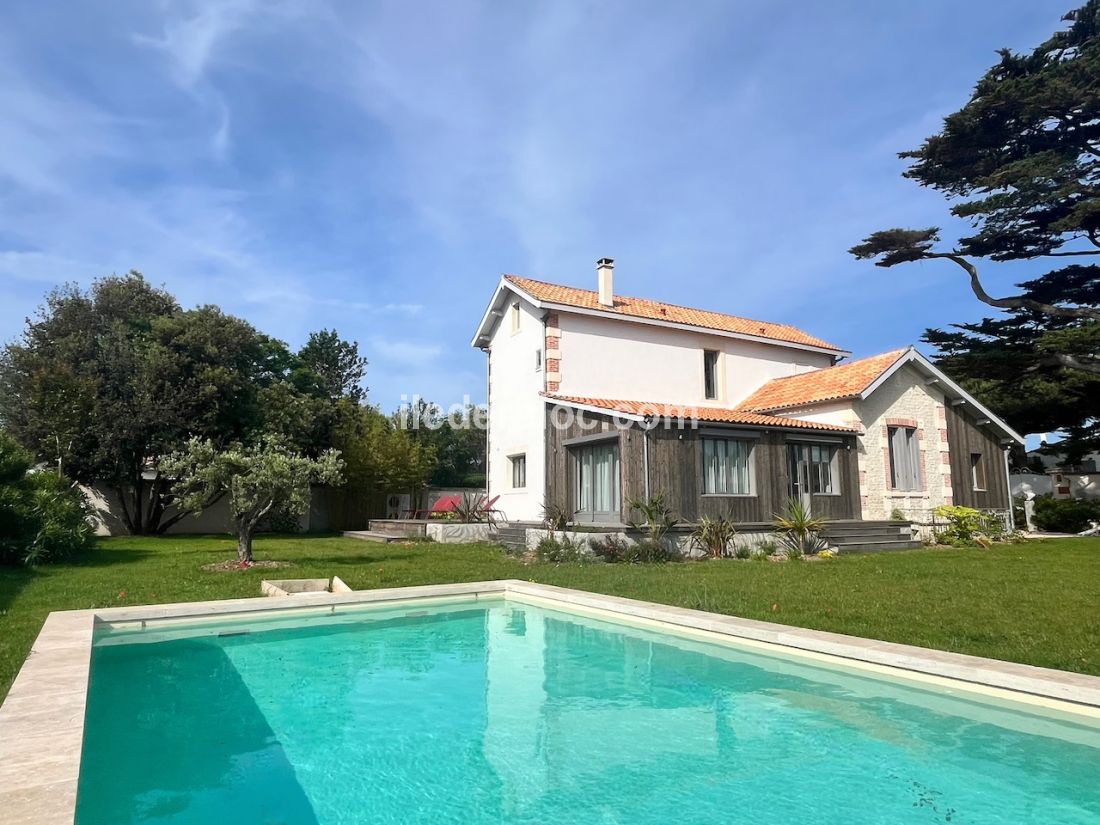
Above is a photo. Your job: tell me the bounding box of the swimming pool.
[74,591,1100,824]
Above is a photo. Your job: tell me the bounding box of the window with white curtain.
[702,437,754,495]
[808,443,838,494]
[888,426,921,491]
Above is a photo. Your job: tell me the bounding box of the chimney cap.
[597,257,614,267]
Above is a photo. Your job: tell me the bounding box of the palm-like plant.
[691,513,738,559]
[773,499,830,559]
[541,501,576,531]
[627,493,680,545]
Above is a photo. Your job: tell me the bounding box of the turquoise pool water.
[77,600,1100,824]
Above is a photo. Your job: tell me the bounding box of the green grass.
[2,534,1099,701]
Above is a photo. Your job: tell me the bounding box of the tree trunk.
[237,528,254,565]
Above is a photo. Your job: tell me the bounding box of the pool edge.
[3,577,1100,825]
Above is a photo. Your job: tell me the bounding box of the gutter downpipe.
[1003,446,1015,530]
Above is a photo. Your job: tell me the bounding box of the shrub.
[589,534,631,562]
[933,505,1009,545]
[690,514,737,559]
[536,533,588,563]
[0,433,94,566]
[773,499,831,558]
[1032,495,1100,534]
[589,535,676,564]
[733,543,752,560]
[890,507,908,521]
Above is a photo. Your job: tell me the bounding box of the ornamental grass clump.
[690,513,738,559]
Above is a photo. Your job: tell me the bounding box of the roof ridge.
[504,274,835,341]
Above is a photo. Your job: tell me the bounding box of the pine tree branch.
[930,254,1100,320]
[1025,353,1100,376]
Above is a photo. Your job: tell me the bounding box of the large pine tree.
[850,2,1100,455]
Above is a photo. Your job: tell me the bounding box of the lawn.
[2,534,1099,701]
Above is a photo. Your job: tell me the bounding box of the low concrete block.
[424,522,492,543]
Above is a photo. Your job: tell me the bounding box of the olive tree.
[162,439,344,564]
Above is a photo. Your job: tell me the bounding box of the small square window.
[511,454,527,489]
[971,452,986,490]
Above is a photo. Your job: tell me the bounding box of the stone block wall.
[854,365,952,520]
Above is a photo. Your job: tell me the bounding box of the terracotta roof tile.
[505,275,845,352]
[737,348,910,413]
[543,394,859,433]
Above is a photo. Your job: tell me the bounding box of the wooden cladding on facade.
[944,403,1010,510]
[545,408,860,524]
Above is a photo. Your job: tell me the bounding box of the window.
[807,444,838,494]
[703,437,754,495]
[573,442,621,521]
[971,452,986,490]
[511,454,526,489]
[888,426,921,491]
[703,350,719,400]
[510,302,520,334]
[535,349,542,371]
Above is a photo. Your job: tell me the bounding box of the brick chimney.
[597,258,614,307]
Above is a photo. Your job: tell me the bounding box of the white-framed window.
[703,350,719,400]
[888,426,921,491]
[971,452,986,490]
[510,302,521,334]
[808,443,838,494]
[702,437,754,495]
[535,349,542,371]
[511,454,526,489]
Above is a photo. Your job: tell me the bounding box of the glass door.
[574,442,621,523]
[786,443,813,514]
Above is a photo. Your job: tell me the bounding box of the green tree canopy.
[162,438,344,564]
[297,329,368,404]
[0,273,367,533]
[850,2,1100,378]
[333,403,435,495]
[400,400,486,488]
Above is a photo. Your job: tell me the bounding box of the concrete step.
[343,530,402,543]
[834,540,923,553]
[827,531,910,543]
[824,524,909,535]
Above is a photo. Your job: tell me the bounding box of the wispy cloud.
[0,0,1066,408]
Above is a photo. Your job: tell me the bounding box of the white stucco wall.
[851,365,952,520]
[486,294,547,521]
[556,313,835,407]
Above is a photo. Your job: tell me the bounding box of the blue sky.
[0,0,1068,417]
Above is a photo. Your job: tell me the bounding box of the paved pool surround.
[3,580,1100,825]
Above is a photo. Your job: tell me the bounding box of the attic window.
[510,302,520,334]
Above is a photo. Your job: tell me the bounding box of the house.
[471,259,1023,529]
